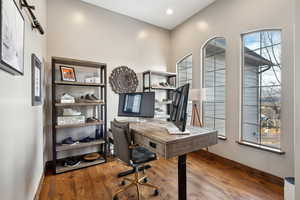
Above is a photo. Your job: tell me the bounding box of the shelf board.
[145,86,175,91]
[52,57,106,69]
[143,70,176,77]
[55,102,105,107]
[55,121,103,129]
[54,81,105,87]
[156,101,172,105]
[155,115,170,119]
[56,158,105,174]
[56,139,105,152]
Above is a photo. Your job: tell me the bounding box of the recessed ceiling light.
[166,8,173,15]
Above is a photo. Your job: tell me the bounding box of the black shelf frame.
[142,70,176,117]
[51,57,107,174]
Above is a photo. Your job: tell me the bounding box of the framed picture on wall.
[32,54,42,106]
[60,66,76,82]
[0,0,25,75]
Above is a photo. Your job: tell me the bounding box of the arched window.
[241,30,281,149]
[202,38,226,137]
[177,54,192,123]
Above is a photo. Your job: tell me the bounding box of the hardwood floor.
[39,152,283,200]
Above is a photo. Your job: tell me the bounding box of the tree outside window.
[241,30,281,149]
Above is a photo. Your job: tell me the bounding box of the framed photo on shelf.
[0,0,25,75]
[60,66,76,82]
[32,54,42,106]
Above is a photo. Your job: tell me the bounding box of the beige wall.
[170,0,295,178]
[46,0,295,179]
[0,0,47,200]
[46,0,171,160]
[294,0,300,198]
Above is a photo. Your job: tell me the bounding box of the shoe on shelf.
[86,117,100,123]
[64,158,81,167]
[61,137,79,145]
[85,94,102,103]
[155,108,164,112]
[76,96,86,103]
[63,108,82,116]
[158,82,165,87]
[158,82,170,88]
[79,136,95,143]
[60,93,75,103]
[151,83,160,88]
[90,94,104,103]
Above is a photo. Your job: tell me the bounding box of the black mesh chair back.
[111,120,131,165]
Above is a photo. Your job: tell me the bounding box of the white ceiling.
[81,0,216,30]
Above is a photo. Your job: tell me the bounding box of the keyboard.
[161,123,190,135]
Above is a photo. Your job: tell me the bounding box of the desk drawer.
[134,134,166,158]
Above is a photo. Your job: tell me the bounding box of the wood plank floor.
[39,152,283,200]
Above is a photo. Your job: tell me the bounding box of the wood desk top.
[128,120,218,159]
[130,120,217,144]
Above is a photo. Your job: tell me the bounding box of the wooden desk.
[130,120,218,200]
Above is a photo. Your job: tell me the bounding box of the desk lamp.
[189,89,206,127]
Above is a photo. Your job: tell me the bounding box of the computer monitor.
[118,92,155,118]
[169,84,190,132]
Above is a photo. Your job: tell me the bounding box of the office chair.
[111,119,159,200]
[111,120,151,178]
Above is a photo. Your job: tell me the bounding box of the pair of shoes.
[158,82,175,88]
[155,108,164,112]
[77,94,103,103]
[59,93,76,103]
[159,82,169,87]
[86,117,100,123]
[63,108,82,116]
[79,136,95,143]
[61,137,79,145]
[64,158,81,167]
[151,83,160,88]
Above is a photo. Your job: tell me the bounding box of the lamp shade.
[201,88,207,101]
[189,89,201,101]
[188,88,207,101]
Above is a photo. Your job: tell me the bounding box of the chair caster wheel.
[154,189,159,196]
[143,177,148,183]
[113,196,118,200]
[121,180,126,186]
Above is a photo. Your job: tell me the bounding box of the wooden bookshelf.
[52,57,107,174]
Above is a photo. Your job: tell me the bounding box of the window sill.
[236,141,285,155]
[218,135,227,140]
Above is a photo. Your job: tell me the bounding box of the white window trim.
[239,29,283,152]
[176,53,193,88]
[201,37,227,139]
